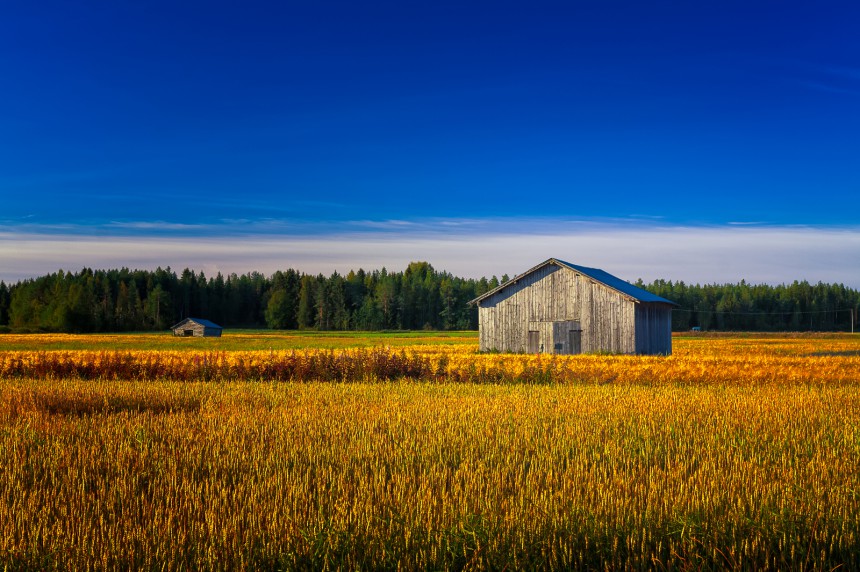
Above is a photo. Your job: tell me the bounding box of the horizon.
[6,220,860,290]
[2,2,859,287]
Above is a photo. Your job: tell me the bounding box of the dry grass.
[1,336,859,386]
[1,335,859,569]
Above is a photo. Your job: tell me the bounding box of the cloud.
[797,64,860,97]
[1,221,859,288]
[801,81,860,97]
[826,66,860,81]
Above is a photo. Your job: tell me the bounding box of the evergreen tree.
[265,269,301,329]
[297,275,316,329]
[0,281,10,326]
[374,271,397,329]
[264,289,292,329]
[145,284,171,329]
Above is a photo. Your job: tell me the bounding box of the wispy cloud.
[801,81,860,97]
[2,219,859,287]
[104,221,206,231]
[825,66,860,80]
[796,63,860,97]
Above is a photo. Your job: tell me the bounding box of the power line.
[673,307,854,316]
[672,307,857,333]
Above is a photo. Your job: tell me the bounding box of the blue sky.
[2,1,859,286]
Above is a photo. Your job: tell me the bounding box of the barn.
[170,318,223,337]
[471,258,676,355]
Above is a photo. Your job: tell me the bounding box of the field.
[1,332,859,570]
[0,330,478,352]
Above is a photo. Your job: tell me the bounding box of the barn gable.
[471,259,675,355]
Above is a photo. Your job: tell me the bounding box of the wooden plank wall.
[479,264,559,352]
[581,282,636,354]
[634,303,672,354]
[478,264,643,354]
[172,321,222,337]
[173,322,204,337]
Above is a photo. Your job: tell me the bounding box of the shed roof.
[470,258,677,306]
[169,317,223,330]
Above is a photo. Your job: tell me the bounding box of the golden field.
[1,333,859,570]
[2,334,860,386]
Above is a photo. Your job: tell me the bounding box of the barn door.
[569,330,582,354]
[528,331,540,353]
[551,320,582,354]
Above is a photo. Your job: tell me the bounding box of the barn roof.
[470,258,677,306]
[169,317,223,329]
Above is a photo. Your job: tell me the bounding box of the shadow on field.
[809,350,860,357]
[3,392,202,418]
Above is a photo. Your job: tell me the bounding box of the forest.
[0,263,857,333]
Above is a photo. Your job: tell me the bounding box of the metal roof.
[470,258,677,306]
[169,317,223,329]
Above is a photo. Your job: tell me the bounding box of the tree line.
[641,279,859,332]
[0,262,494,333]
[0,263,857,333]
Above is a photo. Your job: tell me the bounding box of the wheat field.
[1,334,859,570]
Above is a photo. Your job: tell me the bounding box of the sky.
[2,1,859,287]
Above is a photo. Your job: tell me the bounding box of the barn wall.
[634,303,673,354]
[478,264,638,354]
[172,320,222,337]
[580,282,636,354]
[479,264,561,352]
[173,322,206,336]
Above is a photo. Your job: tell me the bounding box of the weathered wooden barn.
[170,318,223,337]
[471,259,675,355]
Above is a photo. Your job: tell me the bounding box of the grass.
[0,329,478,351]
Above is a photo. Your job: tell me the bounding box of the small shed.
[470,258,676,355]
[170,318,223,337]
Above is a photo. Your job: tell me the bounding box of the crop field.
[0,330,478,352]
[1,333,859,570]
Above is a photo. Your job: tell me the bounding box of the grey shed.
[170,318,223,337]
[470,258,676,355]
